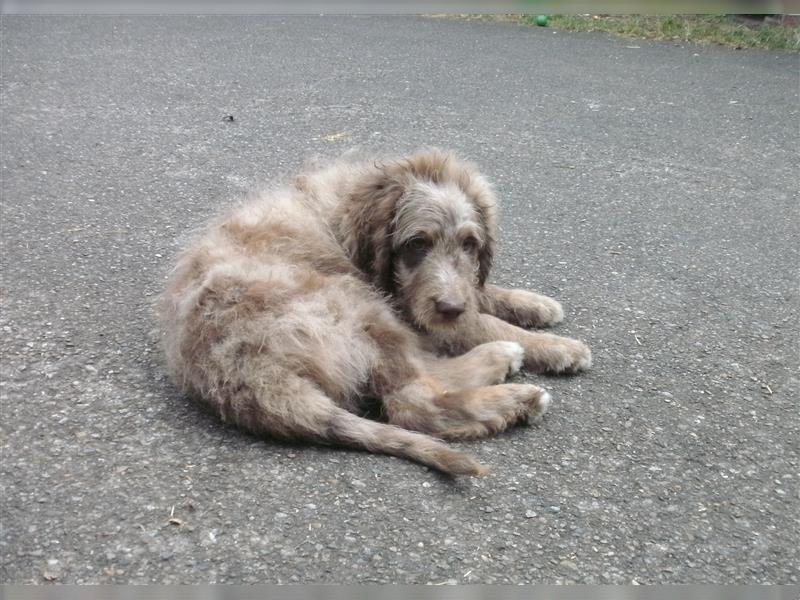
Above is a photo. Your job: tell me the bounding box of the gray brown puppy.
[159,149,591,475]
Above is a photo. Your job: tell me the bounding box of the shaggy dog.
[159,149,591,476]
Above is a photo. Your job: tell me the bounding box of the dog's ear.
[462,172,497,288]
[342,165,404,292]
[477,227,495,287]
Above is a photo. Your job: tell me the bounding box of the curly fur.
[158,149,591,475]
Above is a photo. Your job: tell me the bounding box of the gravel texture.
[1,16,798,584]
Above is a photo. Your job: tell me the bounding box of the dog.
[159,149,591,476]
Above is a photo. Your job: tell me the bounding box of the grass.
[524,15,800,51]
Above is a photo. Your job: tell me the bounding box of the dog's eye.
[405,237,431,253]
[400,237,432,268]
[462,237,479,253]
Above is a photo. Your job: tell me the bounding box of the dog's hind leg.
[383,380,551,441]
[215,374,487,477]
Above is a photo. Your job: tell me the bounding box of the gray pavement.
[1,15,798,584]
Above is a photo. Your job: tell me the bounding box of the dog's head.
[344,149,496,334]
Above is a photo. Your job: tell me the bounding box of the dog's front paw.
[508,290,564,328]
[557,339,592,373]
[523,334,592,374]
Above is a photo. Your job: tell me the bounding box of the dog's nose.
[435,299,465,319]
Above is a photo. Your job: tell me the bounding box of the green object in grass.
[535,15,549,27]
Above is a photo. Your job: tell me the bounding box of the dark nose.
[435,299,466,319]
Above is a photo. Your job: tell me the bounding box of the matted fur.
[159,149,591,476]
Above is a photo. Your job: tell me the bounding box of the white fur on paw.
[530,390,552,423]
[549,301,565,325]
[574,345,592,371]
[538,390,552,415]
[497,341,525,375]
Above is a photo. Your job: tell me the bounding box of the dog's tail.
[325,406,489,477]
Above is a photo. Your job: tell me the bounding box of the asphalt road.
[1,16,798,584]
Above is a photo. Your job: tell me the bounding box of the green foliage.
[522,15,799,51]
